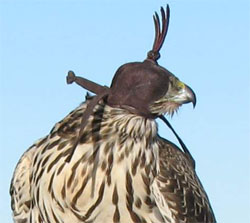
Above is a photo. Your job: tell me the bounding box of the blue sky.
[0,0,249,222]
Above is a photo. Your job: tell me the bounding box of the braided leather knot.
[147,50,160,61]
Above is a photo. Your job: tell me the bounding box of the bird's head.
[106,5,196,118]
[107,59,196,118]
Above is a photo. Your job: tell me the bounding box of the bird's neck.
[103,105,158,140]
[92,104,160,180]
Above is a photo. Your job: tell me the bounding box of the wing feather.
[153,137,216,223]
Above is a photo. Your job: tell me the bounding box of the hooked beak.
[183,85,196,108]
[172,82,197,108]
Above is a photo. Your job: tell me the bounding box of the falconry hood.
[66,5,196,163]
[107,60,172,118]
[107,6,176,118]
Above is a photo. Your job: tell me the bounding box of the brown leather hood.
[107,60,173,117]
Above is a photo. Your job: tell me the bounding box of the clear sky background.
[0,0,249,222]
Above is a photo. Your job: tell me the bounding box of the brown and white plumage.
[10,5,216,223]
[10,97,215,223]
[154,138,215,222]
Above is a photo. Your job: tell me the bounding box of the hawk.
[10,5,216,223]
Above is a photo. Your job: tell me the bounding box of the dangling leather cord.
[159,115,195,168]
[65,71,110,163]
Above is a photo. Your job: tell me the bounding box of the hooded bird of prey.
[10,5,216,223]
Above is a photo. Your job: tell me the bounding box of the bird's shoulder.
[154,137,216,222]
[9,100,87,219]
[10,143,37,220]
